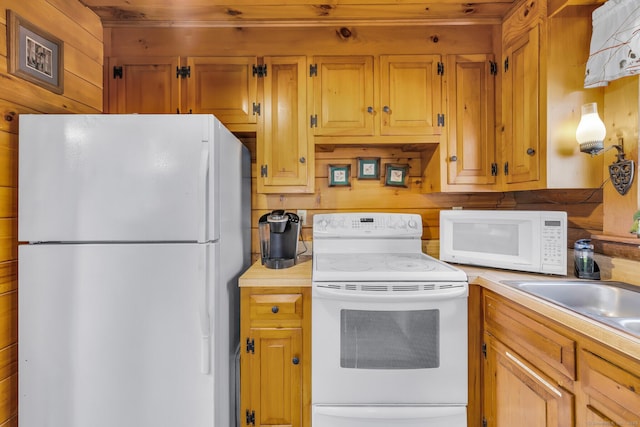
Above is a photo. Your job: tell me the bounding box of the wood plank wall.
[104,24,604,261]
[0,2,103,425]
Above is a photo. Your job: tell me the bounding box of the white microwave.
[439,210,567,275]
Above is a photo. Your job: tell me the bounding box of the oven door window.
[340,309,439,369]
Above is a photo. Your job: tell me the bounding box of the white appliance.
[18,114,251,427]
[439,209,568,275]
[312,213,469,427]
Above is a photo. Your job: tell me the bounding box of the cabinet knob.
[271,306,279,314]
[450,155,458,162]
[299,157,306,164]
[526,148,536,156]
[383,106,390,113]
[292,357,300,365]
[367,106,374,114]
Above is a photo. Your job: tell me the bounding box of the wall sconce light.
[576,102,635,195]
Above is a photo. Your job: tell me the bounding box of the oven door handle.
[313,404,466,419]
[313,285,467,301]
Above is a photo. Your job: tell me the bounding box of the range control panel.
[313,213,422,238]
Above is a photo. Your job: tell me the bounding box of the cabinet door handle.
[526,148,536,156]
[450,155,458,162]
[367,106,374,114]
[292,357,300,365]
[271,306,279,314]
[299,157,306,164]
[383,106,390,113]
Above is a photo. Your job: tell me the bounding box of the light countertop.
[239,258,640,360]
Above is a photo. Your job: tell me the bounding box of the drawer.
[484,293,576,383]
[249,293,303,325]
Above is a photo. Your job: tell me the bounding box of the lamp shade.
[576,102,606,154]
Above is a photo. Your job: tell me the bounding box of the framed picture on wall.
[7,10,64,94]
[328,164,351,187]
[384,163,409,187]
[357,157,380,180]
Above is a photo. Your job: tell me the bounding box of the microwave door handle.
[313,285,467,301]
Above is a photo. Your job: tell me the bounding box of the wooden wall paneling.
[106,25,496,57]
[602,77,639,237]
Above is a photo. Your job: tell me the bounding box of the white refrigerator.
[18,114,251,427]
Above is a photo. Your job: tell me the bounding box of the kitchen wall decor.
[357,157,380,180]
[384,163,409,187]
[328,164,351,187]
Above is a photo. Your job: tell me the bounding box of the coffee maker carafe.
[259,210,301,269]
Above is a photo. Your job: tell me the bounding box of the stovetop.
[312,213,467,283]
[312,252,467,282]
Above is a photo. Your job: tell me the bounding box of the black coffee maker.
[258,210,301,269]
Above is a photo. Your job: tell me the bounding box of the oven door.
[312,283,468,405]
[313,405,467,427]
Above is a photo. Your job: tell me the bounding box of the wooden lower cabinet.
[240,287,310,427]
[481,290,640,427]
[483,334,574,427]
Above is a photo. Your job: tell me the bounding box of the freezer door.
[19,243,235,427]
[18,114,224,242]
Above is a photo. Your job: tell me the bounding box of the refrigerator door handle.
[197,142,210,243]
[199,245,211,374]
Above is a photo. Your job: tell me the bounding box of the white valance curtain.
[584,0,640,88]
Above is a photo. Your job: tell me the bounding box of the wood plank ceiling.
[79,0,518,27]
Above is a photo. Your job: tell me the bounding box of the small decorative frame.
[384,163,409,187]
[328,164,351,187]
[357,157,380,180]
[7,10,64,94]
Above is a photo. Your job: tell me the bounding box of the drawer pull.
[271,306,279,314]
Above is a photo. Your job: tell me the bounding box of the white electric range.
[312,213,469,427]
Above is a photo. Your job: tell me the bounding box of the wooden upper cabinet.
[311,56,375,137]
[186,56,258,128]
[502,24,541,186]
[107,57,180,114]
[257,56,313,193]
[445,53,497,188]
[379,55,442,136]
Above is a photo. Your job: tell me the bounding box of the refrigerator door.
[18,114,221,243]
[18,243,229,427]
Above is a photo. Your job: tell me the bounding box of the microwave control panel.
[541,218,565,269]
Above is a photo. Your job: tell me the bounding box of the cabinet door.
[484,335,574,427]
[445,54,496,186]
[246,328,303,427]
[257,56,313,193]
[380,55,442,136]
[186,56,258,127]
[107,57,180,113]
[312,56,374,136]
[502,25,541,186]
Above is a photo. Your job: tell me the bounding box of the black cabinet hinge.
[246,337,255,353]
[482,342,487,359]
[252,102,261,116]
[309,64,318,77]
[491,163,498,176]
[176,66,191,79]
[437,62,444,75]
[246,410,255,426]
[504,57,509,72]
[483,417,488,427]
[310,115,318,128]
[437,113,445,127]
[260,165,268,178]
[113,66,123,79]
[504,162,509,176]
[490,61,498,75]
[252,64,267,78]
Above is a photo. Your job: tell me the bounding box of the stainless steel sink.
[500,280,640,338]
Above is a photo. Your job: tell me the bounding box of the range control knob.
[408,219,418,229]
